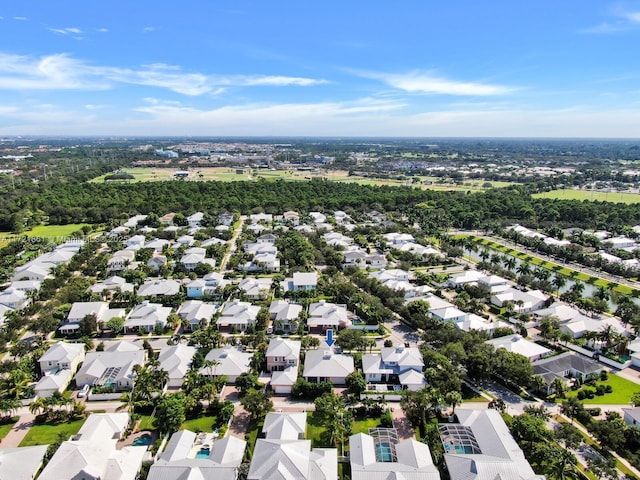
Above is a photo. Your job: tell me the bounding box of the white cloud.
[143,26,156,33]
[624,11,640,23]
[0,52,328,95]
[359,70,514,96]
[580,22,627,34]
[14,16,28,21]
[97,28,109,33]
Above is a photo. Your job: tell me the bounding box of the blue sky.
[1,1,640,137]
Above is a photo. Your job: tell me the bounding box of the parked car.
[78,384,90,398]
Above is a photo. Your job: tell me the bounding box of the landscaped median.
[469,235,638,296]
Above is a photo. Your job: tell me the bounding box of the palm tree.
[504,256,516,271]
[516,262,532,276]
[551,377,567,398]
[598,325,616,351]
[552,274,567,294]
[570,281,585,299]
[479,249,490,262]
[444,391,463,415]
[531,375,547,394]
[534,267,551,282]
[594,286,610,303]
[549,449,580,480]
[29,397,47,416]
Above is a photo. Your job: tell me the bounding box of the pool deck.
[188,432,219,458]
[118,430,158,448]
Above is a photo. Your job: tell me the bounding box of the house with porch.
[303,347,354,385]
[124,301,172,333]
[200,347,252,383]
[307,300,351,332]
[216,299,260,332]
[266,338,301,372]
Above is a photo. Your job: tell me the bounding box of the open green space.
[350,417,381,435]
[0,418,18,439]
[181,414,218,432]
[19,418,86,446]
[565,373,640,404]
[137,415,157,431]
[26,224,90,238]
[534,189,640,204]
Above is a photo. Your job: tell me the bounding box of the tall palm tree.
[516,262,532,276]
[552,274,567,294]
[444,391,463,415]
[504,256,516,271]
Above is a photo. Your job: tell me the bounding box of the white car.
[78,384,90,398]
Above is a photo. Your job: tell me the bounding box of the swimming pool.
[195,447,210,459]
[375,441,393,462]
[132,433,153,446]
[443,443,474,454]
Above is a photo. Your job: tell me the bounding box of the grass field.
[534,189,640,204]
[565,373,640,404]
[181,414,218,432]
[88,167,514,193]
[19,418,86,446]
[0,223,90,248]
[137,415,156,431]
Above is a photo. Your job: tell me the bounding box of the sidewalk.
[0,413,35,449]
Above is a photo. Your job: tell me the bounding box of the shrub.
[604,385,613,393]
[600,370,608,381]
[379,409,393,428]
[577,390,586,400]
[595,385,606,396]
[587,407,601,416]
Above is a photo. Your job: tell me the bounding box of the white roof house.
[0,287,29,310]
[349,432,440,480]
[248,413,337,480]
[263,412,307,440]
[238,277,272,299]
[560,315,628,339]
[307,300,351,331]
[623,407,640,429]
[216,300,260,331]
[266,338,301,373]
[448,270,485,288]
[369,269,410,283]
[292,271,318,291]
[485,334,551,361]
[60,302,125,335]
[271,366,299,394]
[125,301,173,333]
[75,341,145,389]
[148,431,246,480]
[38,413,146,480]
[269,300,303,326]
[200,347,252,383]
[177,300,218,330]
[107,249,136,271]
[380,345,424,373]
[303,348,354,385]
[0,445,48,480]
[39,341,85,373]
[90,276,135,295]
[137,278,181,297]
[441,409,544,480]
[35,368,74,398]
[158,344,197,388]
[534,302,588,324]
[491,288,548,313]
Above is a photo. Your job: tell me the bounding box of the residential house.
[38,413,146,480]
[107,249,136,272]
[75,341,145,389]
[269,300,303,332]
[147,254,168,272]
[148,430,246,480]
[39,341,85,373]
[349,431,440,480]
[90,276,134,296]
[125,301,172,333]
[532,352,602,394]
[180,247,206,271]
[369,269,410,283]
[266,338,301,372]
[623,407,640,429]
[187,211,204,228]
[137,278,181,297]
[248,412,337,480]
[123,214,148,229]
[177,300,218,330]
[216,300,260,332]
[292,271,318,291]
[485,334,551,361]
[271,366,299,395]
[218,211,234,226]
[126,235,146,249]
[383,232,415,247]
[282,210,300,226]
[250,213,273,224]
[35,369,74,398]
[200,347,252,383]
[176,235,195,247]
[307,300,351,332]
[262,412,306,440]
[238,277,272,299]
[343,248,368,268]
[560,315,627,340]
[491,288,549,313]
[257,233,277,244]
[11,263,52,282]
[362,345,424,390]
[0,287,30,311]
[0,445,48,480]
[323,232,352,248]
[303,347,354,384]
[440,409,545,480]
[158,344,197,388]
[60,302,125,335]
[145,238,171,253]
[448,270,485,288]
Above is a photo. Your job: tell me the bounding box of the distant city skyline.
[1,1,640,137]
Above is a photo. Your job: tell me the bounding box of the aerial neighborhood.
[1,139,640,480]
[1,203,639,480]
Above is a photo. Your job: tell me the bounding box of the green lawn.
[137,415,157,431]
[0,417,18,439]
[534,189,640,204]
[19,418,86,446]
[181,414,218,432]
[566,373,640,404]
[306,414,329,448]
[26,224,90,238]
[351,417,380,434]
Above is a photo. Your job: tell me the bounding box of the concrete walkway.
[0,413,35,448]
